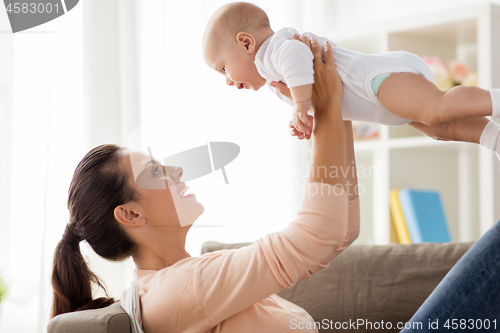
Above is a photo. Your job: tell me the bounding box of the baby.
[202,2,500,160]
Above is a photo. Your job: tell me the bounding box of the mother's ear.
[236,32,256,53]
[114,203,146,227]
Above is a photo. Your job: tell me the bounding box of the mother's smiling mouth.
[176,183,190,197]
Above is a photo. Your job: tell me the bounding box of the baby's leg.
[377,72,498,125]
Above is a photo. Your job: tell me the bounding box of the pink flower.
[462,71,478,87]
[422,55,445,66]
[448,60,471,83]
[423,56,452,91]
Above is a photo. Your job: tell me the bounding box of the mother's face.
[120,149,204,228]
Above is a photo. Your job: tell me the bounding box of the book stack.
[390,188,451,244]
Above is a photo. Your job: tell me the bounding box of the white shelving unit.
[328,3,500,244]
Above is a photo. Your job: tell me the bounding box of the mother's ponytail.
[51,144,137,318]
[51,223,114,317]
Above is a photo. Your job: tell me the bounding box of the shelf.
[334,5,486,71]
[388,136,459,150]
[353,140,380,152]
[354,135,460,152]
[324,3,500,245]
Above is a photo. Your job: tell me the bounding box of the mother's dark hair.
[51,144,137,318]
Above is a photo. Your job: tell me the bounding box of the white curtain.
[0,3,85,332]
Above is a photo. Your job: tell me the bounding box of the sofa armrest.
[47,302,131,333]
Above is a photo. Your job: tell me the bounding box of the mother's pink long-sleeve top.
[135,182,360,333]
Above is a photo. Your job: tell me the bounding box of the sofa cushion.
[202,241,472,332]
[47,302,131,333]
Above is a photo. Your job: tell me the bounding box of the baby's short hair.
[213,2,270,36]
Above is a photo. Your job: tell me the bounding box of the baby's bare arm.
[290,84,313,104]
[291,84,313,134]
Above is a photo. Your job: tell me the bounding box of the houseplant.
[0,274,7,323]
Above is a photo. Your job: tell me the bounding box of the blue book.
[398,189,451,243]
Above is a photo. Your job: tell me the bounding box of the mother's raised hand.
[272,35,343,140]
[299,36,342,119]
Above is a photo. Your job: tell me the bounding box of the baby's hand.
[292,101,313,135]
[289,121,311,140]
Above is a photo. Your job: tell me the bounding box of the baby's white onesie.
[254,27,436,126]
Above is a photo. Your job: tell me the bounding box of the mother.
[51,38,359,332]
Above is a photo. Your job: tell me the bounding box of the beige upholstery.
[47,242,472,332]
[47,302,130,333]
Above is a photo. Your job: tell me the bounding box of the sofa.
[48,241,472,332]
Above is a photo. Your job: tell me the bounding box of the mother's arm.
[308,40,346,188]
[306,120,360,276]
[181,40,355,328]
[274,38,359,278]
[307,37,360,268]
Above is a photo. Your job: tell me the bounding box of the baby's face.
[203,34,266,91]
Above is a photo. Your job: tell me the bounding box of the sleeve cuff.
[286,78,315,89]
